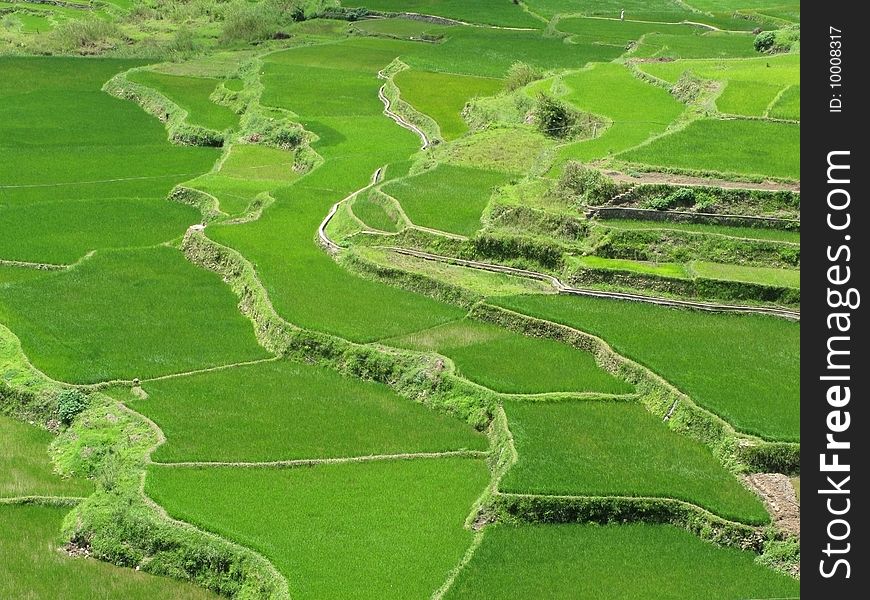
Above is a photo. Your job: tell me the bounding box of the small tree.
[557,162,617,205]
[534,94,576,138]
[505,61,543,91]
[56,389,89,425]
[753,30,776,52]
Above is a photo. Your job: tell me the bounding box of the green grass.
[384,319,632,395]
[574,255,689,278]
[691,261,800,288]
[147,458,489,600]
[351,190,404,232]
[445,523,800,600]
[0,504,218,599]
[791,476,800,502]
[621,118,800,180]
[492,294,799,440]
[0,197,197,265]
[393,69,502,140]
[0,58,219,192]
[109,359,486,463]
[769,84,800,120]
[345,0,543,28]
[434,127,551,174]
[501,400,769,522]
[0,247,268,384]
[219,144,299,182]
[127,70,239,131]
[599,219,801,243]
[556,63,685,162]
[0,415,93,498]
[382,164,511,236]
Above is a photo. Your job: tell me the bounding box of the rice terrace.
[1,1,801,599]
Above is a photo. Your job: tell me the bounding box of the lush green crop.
[383,164,511,236]
[634,31,758,59]
[555,63,684,162]
[639,54,799,117]
[0,247,268,383]
[385,319,633,395]
[556,17,689,46]
[127,71,239,131]
[184,173,274,216]
[493,294,799,440]
[446,523,800,599]
[769,84,800,120]
[147,458,489,599]
[0,505,217,599]
[110,359,486,463]
[211,48,466,342]
[501,401,769,522]
[0,266,51,286]
[691,261,799,288]
[346,0,543,28]
[0,415,93,498]
[0,197,197,265]
[574,255,689,278]
[350,17,452,39]
[599,219,801,244]
[0,57,218,192]
[621,119,800,180]
[351,191,404,232]
[219,144,299,183]
[394,69,502,140]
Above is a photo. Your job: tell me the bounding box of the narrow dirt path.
[744,473,800,538]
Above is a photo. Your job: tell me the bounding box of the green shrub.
[753,31,776,53]
[643,188,715,211]
[56,389,89,425]
[49,18,122,54]
[534,94,576,138]
[557,161,618,205]
[505,61,543,91]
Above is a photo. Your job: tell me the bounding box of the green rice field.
[394,69,502,140]
[0,247,268,383]
[445,523,800,599]
[110,359,486,463]
[385,319,633,395]
[493,294,799,440]
[599,219,801,244]
[621,119,800,180]
[501,400,769,523]
[0,5,801,595]
[0,415,92,498]
[382,164,511,236]
[0,504,218,600]
[147,458,489,600]
[127,70,240,131]
[555,63,685,162]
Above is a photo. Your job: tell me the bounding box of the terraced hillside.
[1,1,801,598]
